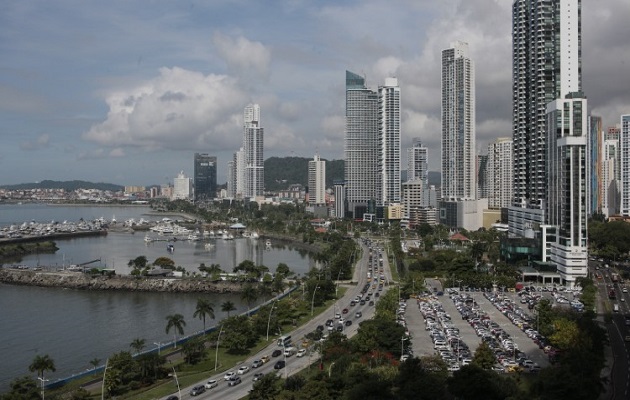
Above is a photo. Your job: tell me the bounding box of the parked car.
[274,360,286,369]
[227,376,242,386]
[204,379,218,389]
[190,385,206,396]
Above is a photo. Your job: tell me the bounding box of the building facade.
[588,116,602,216]
[333,180,346,219]
[379,77,401,206]
[441,41,476,200]
[308,153,326,206]
[193,153,217,201]
[486,138,513,209]
[621,115,630,216]
[407,138,429,205]
[172,171,192,200]
[243,104,264,198]
[601,128,620,217]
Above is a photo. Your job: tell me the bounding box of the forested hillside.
[264,157,344,191]
[0,180,124,191]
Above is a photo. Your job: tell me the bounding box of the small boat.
[204,243,215,250]
[265,240,272,248]
[167,244,175,253]
[144,235,153,243]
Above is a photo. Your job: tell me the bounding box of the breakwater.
[0,269,245,293]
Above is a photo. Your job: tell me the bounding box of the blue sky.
[1,0,629,186]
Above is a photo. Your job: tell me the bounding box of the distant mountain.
[264,157,344,191]
[0,180,124,192]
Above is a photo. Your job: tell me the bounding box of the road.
[164,239,386,400]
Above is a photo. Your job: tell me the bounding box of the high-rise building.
[602,127,620,217]
[308,153,326,206]
[407,138,428,204]
[441,41,476,200]
[193,153,217,201]
[509,0,586,287]
[173,171,192,200]
[621,115,630,216]
[379,77,401,206]
[486,138,513,209]
[243,104,264,198]
[226,160,236,198]
[588,116,603,216]
[477,154,489,200]
[345,70,380,218]
[333,180,346,219]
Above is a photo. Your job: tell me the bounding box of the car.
[336,325,343,332]
[238,365,250,374]
[345,320,352,326]
[166,396,179,400]
[224,371,236,381]
[316,325,324,332]
[227,376,242,386]
[204,379,218,389]
[253,372,264,381]
[252,359,263,368]
[355,311,362,318]
[624,287,629,293]
[335,313,341,319]
[190,385,206,396]
[272,349,282,357]
[297,349,307,357]
[260,355,271,364]
[342,308,349,314]
[369,301,375,306]
[625,335,630,342]
[274,360,286,369]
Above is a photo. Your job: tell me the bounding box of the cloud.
[20,133,50,151]
[212,33,271,80]
[83,67,249,154]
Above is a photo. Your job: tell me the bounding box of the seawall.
[0,269,245,293]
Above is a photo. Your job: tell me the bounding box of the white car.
[224,371,236,381]
[204,379,218,389]
[296,349,307,358]
[237,366,250,375]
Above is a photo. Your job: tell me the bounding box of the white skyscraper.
[172,171,192,200]
[407,138,428,184]
[487,138,513,209]
[379,77,401,206]
[441,41,476,201]
[601,128,620,217]
[621,115,630,216]
[308,153,326,206]
[243,104,264,198]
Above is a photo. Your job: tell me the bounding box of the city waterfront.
[0,204,317,391]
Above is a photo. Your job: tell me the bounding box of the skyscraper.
[588,116,603,216]
[441,41,476,200]
[379,77,401,206]
[601,127,620,217]
[407,138,428,184]
[621,115,630,216]
[345,70,380,218]
[173,171,192,200]
[308,153,326,206]
[509,0,586,287]
[193,153,217,201]
[243,104,264,198]
[486,138,513,209]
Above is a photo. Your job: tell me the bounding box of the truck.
[609,289,616,300]
[611,273,620,283]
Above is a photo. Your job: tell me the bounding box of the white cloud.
[20,133,50,151]
[212,33,271,80]
[83,67,249,154]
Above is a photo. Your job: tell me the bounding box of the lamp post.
[170,365,181,399]
[456,279,463,292]
[101,358,109,400]
[214,325,224,371]
[153,342,162,355]
[310,285,320,316]
[38,377,49,400]
[266,298,278,341]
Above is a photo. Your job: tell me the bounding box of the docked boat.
[144,235,153,243]
[167,244,175,253]
[265,239,272,248]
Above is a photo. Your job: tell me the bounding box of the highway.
[162,238,389,400]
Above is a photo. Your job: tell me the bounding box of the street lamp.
[266,299,278,341]
[153,342,162,355]
[101,358,109,400]
[170,365,182,399]
[214,325,224,371]
[311,285,321,316]
[38,377,49,400]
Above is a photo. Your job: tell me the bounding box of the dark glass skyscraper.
[194,153,217,201]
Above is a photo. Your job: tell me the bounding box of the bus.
[277,335,292,347]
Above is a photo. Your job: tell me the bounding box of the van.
[614,304,619,312]
[283,347,296,357]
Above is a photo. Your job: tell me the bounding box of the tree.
[241,283,259,312]
[128,255,148,269]
[130,337,146,354]
[249,372,283,399]
[182,338,207,365]
[193,298,215,332]
[1,376,40,399]
[89,357,101,370]
[276,262,292,277]
[471,341,495,370]
[153,256,175,268]
[448,364,517,400]
[221,300,237,317]
[165,314,186,349]
[28,354,56,385]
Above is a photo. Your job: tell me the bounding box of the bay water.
[0,204,316,391]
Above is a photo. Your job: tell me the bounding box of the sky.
[1,0,629,187]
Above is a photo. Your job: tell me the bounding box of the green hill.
[0,180,124,192]
[264,157,344,191]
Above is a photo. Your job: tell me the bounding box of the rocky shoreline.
[0,269,244,293]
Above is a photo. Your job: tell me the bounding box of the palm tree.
[221,300,236,317]
[29,354,56,397]
[130,337,146,354]
[89,357,101,370]
[165,314,186,349]
[193,298,215,333]
[241,283,259,313]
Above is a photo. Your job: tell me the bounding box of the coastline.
[0,269,246,293]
